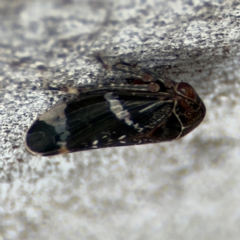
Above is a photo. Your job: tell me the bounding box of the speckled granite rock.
[1,0,240,239]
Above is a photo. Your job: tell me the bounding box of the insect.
[25,56,206,156]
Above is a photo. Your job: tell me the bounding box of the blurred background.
[1,0,240,239]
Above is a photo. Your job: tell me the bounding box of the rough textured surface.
[1,0,240,239]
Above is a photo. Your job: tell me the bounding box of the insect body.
[25,57,206,156]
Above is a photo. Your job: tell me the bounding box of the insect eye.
[176,82,196,100]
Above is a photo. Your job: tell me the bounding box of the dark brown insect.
[25,56,206,156]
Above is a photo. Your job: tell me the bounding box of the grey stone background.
[1,0,240,239]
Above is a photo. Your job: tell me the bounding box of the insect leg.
[44,82,163,96]
[95,54,171,86]
[80,82,163,93]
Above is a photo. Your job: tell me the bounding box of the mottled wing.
[25,92,175,156]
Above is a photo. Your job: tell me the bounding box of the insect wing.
[25,91,175,156]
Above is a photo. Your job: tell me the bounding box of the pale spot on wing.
[118,135,126,140]
[104,92,133,126]
[92,140,98,145]
[39,103,67,124]
[39,103,70,141]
